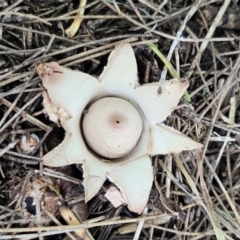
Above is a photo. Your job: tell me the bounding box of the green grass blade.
[148,43,191,102]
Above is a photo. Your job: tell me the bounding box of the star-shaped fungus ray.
[108,155,153,214]
[133,79,202,154]
[99,43,138,90]
[43,131,87,167]
[134,79,189,126]
[37,62,100,167]
[149,124,203,155]
[82,158,108,202]
[37,62,100,119]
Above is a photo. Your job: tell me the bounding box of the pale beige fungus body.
[37,43,202,213]
[83,97,143,158]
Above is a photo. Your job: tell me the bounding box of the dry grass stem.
[0,0,240,239]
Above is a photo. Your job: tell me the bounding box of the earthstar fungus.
[37,43,202,213]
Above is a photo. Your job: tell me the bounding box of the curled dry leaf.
[37,43,202,214]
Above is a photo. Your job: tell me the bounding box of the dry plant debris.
[65,0,87,38]
[0,0,240,239]
[20,133,39,154]
[22,175,64,225]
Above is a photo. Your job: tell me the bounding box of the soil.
[0,0,240,239]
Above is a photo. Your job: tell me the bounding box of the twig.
[160,0,202,83]
[0,97,50,131]
[187,0,231,79]
[0,92,42,132]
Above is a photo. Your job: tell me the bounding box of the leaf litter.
[0,0,240,239]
